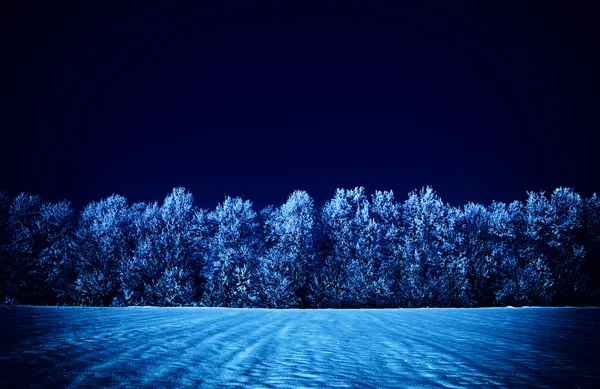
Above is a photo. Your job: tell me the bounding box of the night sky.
[1,1,598,211]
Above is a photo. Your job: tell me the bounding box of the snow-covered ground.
[0,307,598,388]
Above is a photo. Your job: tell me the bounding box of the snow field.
[0,307,598,388]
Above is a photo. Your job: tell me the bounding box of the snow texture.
[0,307,598,388]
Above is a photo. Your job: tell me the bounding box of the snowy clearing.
[0,307,598,388]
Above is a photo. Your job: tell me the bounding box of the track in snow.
[0,306,598,388]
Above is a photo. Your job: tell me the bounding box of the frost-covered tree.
[440,206,470,307]
[0,192,12,303]
[312,187,384,307]
[3,193,43,304]
[511,194,554,305]
[311,188,357,307]
[456,202,494,306]
[74,194,130,306]
[485,201,519,306]
[0,191,9,240]
[1,185,598,307]
[582,194,600,304]
[2,195,75,305]
[118,201,161,305]
[260,190,315,308]
[147,188,199,306]
[36,200,76,303]
[547,188,586,303]
[369,190,402,306]
[400,187,463,307]
[203,197,259,307]
[117,188,206,306]
[583,194,600,257]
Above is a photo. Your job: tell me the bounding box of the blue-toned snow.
[0,307,598,388]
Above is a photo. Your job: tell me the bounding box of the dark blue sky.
[1,1,598,211]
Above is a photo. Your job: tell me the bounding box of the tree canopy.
[1,187,598,308]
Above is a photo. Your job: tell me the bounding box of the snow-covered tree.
[369,190,402,306]
[260,190,315,308]
[582,194,600,304]
[2,195,76,305]
[117,188,206,306]
[486,201,522,305]
[511,194,554,305]
[118,201,161,306]
[0,191,9,238]
[583,194,600,254]
[36,200,76,303]
[74,194,130,306]
[0,186,597,307]
[312,187,384,307]
[3,193,43,304]
[456,202,493,306]
[203,197,259,307]
[440,206,470,307]
[0,192,12,303]
[148,188,199,306]
[400,187,462,307]
[547,188,586,303]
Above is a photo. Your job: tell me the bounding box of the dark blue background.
[1,1,598,210]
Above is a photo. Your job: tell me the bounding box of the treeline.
[0,187,599,308]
